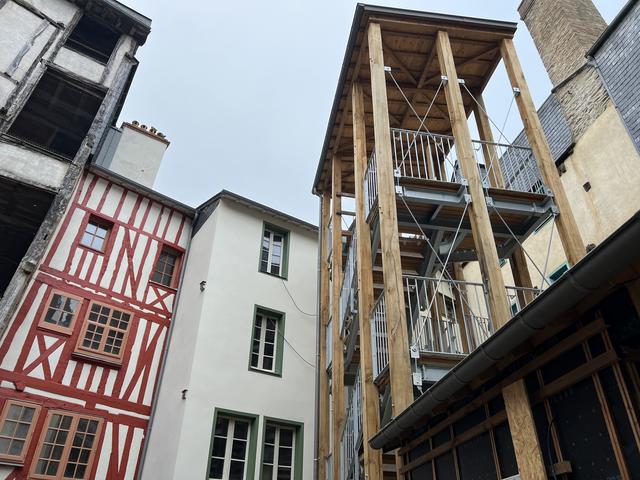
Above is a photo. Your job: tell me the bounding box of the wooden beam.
[472,92,505,189]
[352,81,384,480]
[368,22,414,415]
[503,380,547,480]
[383,40,418,86]
[500,38,585,266]
[331,155,345,480]
[317,194,331,480]
[436,30,511,331]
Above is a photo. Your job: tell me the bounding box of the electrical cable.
[281,278,316,317]
[279,330,316,370]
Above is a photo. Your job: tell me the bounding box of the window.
[249,308,285,376]
[548,262,569,284]
[259,224,289,278]
[260,420,303,480]
[75,302,132,364]
[31,411,101,479]
[80,217,111,252]
[39,291,82,334]
[151,247,181,288]
[0,400,41,465]
[7,70,105,159]
[65,15,120,64]
[209,412,258,480]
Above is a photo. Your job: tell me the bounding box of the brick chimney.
[100,121,170,188]
[518,0,609,140]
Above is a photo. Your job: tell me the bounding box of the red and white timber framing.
[0,171,191,480]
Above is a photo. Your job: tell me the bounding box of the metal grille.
[370,293,389,379]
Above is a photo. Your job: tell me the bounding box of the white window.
[260,226,288,277]
[209,416,251,480]
[261,424,295,480]
[250,311,280,374]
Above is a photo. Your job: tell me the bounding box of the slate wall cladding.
[500,94,573,193]
[593,0,640,153]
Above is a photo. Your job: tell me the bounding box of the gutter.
[370,209,640,451]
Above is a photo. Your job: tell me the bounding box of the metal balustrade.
[405,275,490,354]
[340,369,362,480]
[363,128,546,213]
[339,232,357,335]
[368,276,541,369]
[364,152,377,218]
[370,293,389,379]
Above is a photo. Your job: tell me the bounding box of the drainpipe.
[313,194,322,480]
[136,210,198,480]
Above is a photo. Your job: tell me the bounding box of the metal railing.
[339,232,357,335]
[363,128,546,211]
[366,276,543,365]
[405,275,491,355]
[341,370,362,480]
[364,151,378,218]
[370,293,389,379]
[326,319,332,370]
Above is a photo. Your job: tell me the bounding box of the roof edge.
[587,0,639,56]
[198,190,318,232]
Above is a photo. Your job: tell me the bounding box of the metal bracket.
[458,78,466,85]
[395,185,404,195]
[394,167,401,177]
[441,75,448,85]
[412,371,423,386]
[551,205,560,215]
[460,178,469,187]
[512,87,521,96]
[384,65,392,72]
[485,196,494,207]
[463,193,472,204]
[410,344,420,359]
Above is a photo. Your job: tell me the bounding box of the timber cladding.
[0,170,191,479]
[397,287,640,479]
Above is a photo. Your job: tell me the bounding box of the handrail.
[370,293,389,379]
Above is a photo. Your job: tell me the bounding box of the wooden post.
[438,31,548,480]
[367,22,414,414]
[318,194,331,480]
[472,93,505,189]
[352,81,384,480]
[435,30,512,331]
[503,380,547,480]
[500,38,585,266]
[509,248,535,307]
[331,156,345,480]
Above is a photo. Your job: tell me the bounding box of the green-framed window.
[259,223,289,279]
[259,418,304,480]
[548,262,569,284]
[207,408,259,480]
[249,306,285,377]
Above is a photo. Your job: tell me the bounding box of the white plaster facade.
[142,195,318,480]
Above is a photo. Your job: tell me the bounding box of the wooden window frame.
[248,306,286,377]
[149,245,183,290]
[206,408,259,480]
[38,289,84,335]
[259,417,304,480]
[258,223,290,280]
[0,399,41,466]
[79,215,113,254]
[73,301,133,366]
[29,410,103,480]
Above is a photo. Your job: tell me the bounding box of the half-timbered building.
[0,153,194,478]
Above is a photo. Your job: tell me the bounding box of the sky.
[118,0,625,225]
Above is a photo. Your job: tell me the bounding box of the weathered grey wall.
[592,0,640,153]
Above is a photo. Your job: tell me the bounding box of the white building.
[141,191,319,480]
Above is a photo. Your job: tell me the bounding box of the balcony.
[364,128,555,264]
[370,275,540,382]
[339,232,358,336]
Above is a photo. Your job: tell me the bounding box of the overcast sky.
[118,0,624,225]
